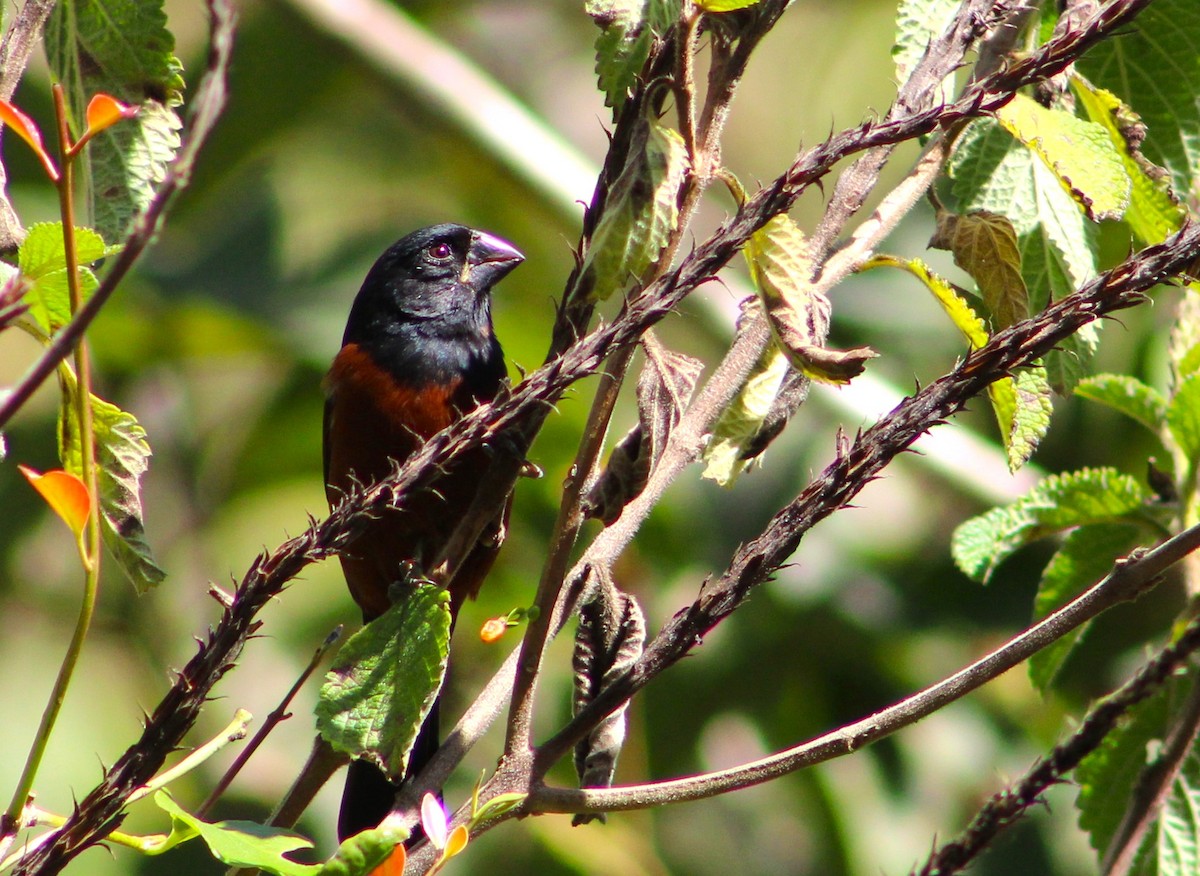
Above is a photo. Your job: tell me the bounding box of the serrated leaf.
[1167,372,1200,468]
[1076,0,1200,202]
[892,0,960,101]
[58,380,165,592]
[19,222,115,334]
[995,92,1130,222]
[987,365,1053,472]
[702,342,788,486]
[153,791,318,875]
[1072,78,1186,246]
[587,1,680,110]
[952,467,1150,582]
[1028,522,1144,692]
[1075,374,1169,433]
[578,119,688,301]
[317,585,451,778]
[930,210,1029,331]
[314,825,407,876]
[46,0,185,241]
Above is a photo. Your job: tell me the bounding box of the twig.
[197,628,342,819]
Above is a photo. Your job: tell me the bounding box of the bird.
[323,223,524,840]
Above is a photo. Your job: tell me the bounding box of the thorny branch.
[7,1,1175,872]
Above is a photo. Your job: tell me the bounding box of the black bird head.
[341,224,523,383]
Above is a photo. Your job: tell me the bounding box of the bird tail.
[337,698,440,841]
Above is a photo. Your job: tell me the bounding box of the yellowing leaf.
[702,342,789,486]
[995,92,1130,222]
[930,210,1028,330]
[747,215,877,383]
[0,99,59,180]
[578,119,689,301]
[697,0,763,10]
[988,366,1053,472]
[19,466,91,538]
[863,255,988,350]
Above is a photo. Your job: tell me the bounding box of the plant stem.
[1,83,102,847]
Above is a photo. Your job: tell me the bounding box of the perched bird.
[323,224,524,839]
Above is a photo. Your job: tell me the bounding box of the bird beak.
[465,231,524,288]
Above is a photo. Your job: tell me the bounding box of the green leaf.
[153,791,319,876]
[1072,78,1186,246]
[747,215,877,383]
[1028,522,1144,692]
[1075,0,1200,202]
[1075,374,1169,434]
[317,585,452,777]
[57,374,165,592]
[995,92,1130,223]
[952,467,1150,582]
[1167,373,1200,469]
[930,210,1028,330]
[1170,293,1200,382]
[1077,671,1200,873]
[314,824,408,876]
[18,222,116,334]
[46,0,185,241]
[987,365,1053,472]
[702,342,788,487]
[577,118,688,301]
[587,1,680,110]
[892,0,961,102]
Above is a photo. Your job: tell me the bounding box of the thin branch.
[531,521,1200,817]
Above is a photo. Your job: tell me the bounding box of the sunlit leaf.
[697,0,763,10]
[46,0,185,240]
[317,586,451,778]
[58,378,165,592]
[892,0,960,103]
[995,92,1130,223]
[19,222,115,334]
[0,98,59,180]
[19,466,91,539]
[1074,374,1169,434]
[83,93,139,137]
[443,825,469,859]
[153,791,318,875]
[864,255,988,350]
[314,824,407,876]
[987,365,1053,472]
[1071,78,1186,246]
[702,341,788,486]
[952,467,1150,582]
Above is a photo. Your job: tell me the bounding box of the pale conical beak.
[466,231,524,289]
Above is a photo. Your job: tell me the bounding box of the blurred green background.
[0,1,1183,873]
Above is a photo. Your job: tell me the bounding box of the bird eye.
[426,242,453,261]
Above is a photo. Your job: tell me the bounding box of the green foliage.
[313,825,408,876]
[577,118,688,301]
[587,0,681,111]
[45,0,185,241]
[1073,374,1169,435]
[1075,0,1200,201]
[152,791,319,876]
[18,222,117,334]
[892,0,960,98]
[987,364,1053,473]
[1028,522,1143,691]
[317,585,451,777]
[701,342,787,486]
[952,468,1152,583]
